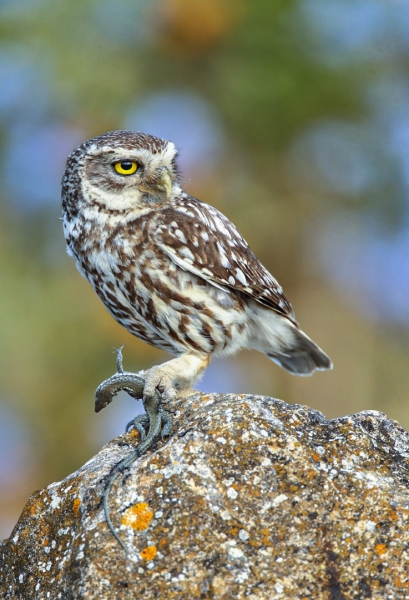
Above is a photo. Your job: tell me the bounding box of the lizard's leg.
[125,414,149,438]
[160,408,173,439]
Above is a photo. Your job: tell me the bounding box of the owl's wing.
[152,195,296,321]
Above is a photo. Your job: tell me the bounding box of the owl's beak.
[139,167,173,200]
[155,168,172,199]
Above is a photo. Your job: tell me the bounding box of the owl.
[62,130,332,403]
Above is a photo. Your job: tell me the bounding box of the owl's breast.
[65,215,251,357]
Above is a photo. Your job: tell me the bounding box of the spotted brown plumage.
[62,130,332,402]
[151,197,295,317]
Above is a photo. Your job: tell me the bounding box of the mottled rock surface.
[2,392,409,599]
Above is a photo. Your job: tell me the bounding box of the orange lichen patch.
[21,526,30,538]
[250,488,262,498]
[140,545,157,561]
[38,523,51,540]
[122,502,153,530]
[260,527,272,545]
[312,453,321,462]
[72,498,81,516]
[128,428,140,439]
[375,543,387,556]
[393,577,409,589]
[158,537,167,548]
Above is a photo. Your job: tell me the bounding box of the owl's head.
[62,130,180,216]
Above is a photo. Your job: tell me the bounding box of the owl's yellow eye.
[114,160,138,175]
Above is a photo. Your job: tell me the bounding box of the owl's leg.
[142,353,211,403]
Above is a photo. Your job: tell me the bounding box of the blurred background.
[1,0,409,538]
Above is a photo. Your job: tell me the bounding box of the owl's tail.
[266,326,332,376]
[248,308,332,376]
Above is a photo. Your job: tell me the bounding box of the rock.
[2,392,409,599]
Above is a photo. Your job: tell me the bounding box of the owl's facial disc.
[83,147,176,210]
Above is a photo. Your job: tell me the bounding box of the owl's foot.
[141,353,211,403]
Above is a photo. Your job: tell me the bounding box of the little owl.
[62,130,332,403]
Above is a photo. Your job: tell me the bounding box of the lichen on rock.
[1,392,409,599]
